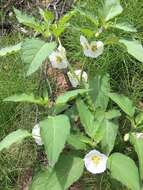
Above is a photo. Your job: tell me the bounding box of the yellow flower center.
[56,56,62,64]
[91,45,97,52]
[91,155,101,165]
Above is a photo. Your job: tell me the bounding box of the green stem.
[80,59,87,87]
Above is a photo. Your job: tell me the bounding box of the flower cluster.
[48,35,104,88]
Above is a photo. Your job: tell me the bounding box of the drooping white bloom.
[32,124,43,145]
[80,35,104,58]
[49,45,69,69]
[84,149,108,174]
[67,69,88,88]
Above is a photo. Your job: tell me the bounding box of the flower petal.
[80,35,90,50]
[84,149,108,174]
[67,69,88,88]
[49,49,69,69]
[32,124,43,145]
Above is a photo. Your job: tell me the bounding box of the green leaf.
[101,120,118,155]
[14,8,41,31]
[119,39,143,63]
[30,154,84,190]
[3,93,48,106]
[111,22,137,32]
[40,115,70,167]
[67,133,87,150]
[56,89,89,105]
[0,43,22,56]
[39,8,54,23]
[89,74,110,110]
[58,10,76,27]
[107,153,141,190]
[76,99,105,140]
[79,28,95,37]
[105,109,121,119]
[0,129,30,151]
[103,0,123,21]
[135,112,143,126]
[130,133,143,180]
[76,98,95,138]
[22,38,56,76]
[52,10,76,37]
[108,93,135,117]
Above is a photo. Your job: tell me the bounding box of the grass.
[0,33,38,189]
[0,0,143,189]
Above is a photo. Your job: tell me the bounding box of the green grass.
[0,0,143,189]
[0,34,38,189]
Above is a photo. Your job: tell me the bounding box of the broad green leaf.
[58,10,76,27]
[111,22,137,32]
[67,133,87,150]
[119,39,143,63]
[135,112,143,126]
[3,93,48,106]
[14,8,41,30]
[105,109,121,119]
[76,98,95,138]
[79,28,95,37]
[39,8,54,23]
[130,133,143,180]
[22,38,56,76]
[56,89,89,105]
[52,10,76,37]
[101,120,118,155]
[76,99,105,140]
[103,0,123,21]
[89,74,110,110]
[0,43,22,56]
[108,93,135,117]
[107,153,141,190]
[0,129,30,151]
[40,115,70,167]
[30,154,84,190]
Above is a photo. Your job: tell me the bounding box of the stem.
[80,59,87,87]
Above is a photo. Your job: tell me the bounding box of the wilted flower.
[84,149,108,174]
[49,45,69,69]
[32,124,43,145]
[67,69,88,87]
[80,35,104,58]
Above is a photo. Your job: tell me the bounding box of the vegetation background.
[0,0,143,189]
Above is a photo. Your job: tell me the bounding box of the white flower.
[124,133,129,141]
[135,133,143,139]
[49,45,69,69]
[84,149,108,174]
[32,124,43,145]
[80,35,104,58]
[67,69,88,88]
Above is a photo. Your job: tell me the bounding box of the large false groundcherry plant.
[1,0,143,189]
